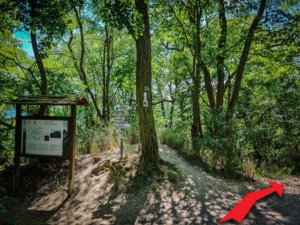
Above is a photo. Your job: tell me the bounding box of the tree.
[155,0,267,166]
[1,0,75,115]
[135,0,160,165]
[101,0,161,165]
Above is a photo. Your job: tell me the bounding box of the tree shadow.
[94,174,299,225]
[98,145,299,225]
[24,194,70,224]
[0,158,71,225]
[2,147,298,225]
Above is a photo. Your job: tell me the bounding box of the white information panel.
[21,119,68,156]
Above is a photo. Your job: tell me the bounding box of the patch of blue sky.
[5,109,26,118]
[13,30,34,57]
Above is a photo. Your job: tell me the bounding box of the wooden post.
[14,104,22,192]
[68,105,76,195]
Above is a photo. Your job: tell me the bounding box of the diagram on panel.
[31,128,43,140]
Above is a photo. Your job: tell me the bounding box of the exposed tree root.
[101,154,183,200]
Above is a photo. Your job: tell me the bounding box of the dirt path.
[1,145,300,225]
[157,145,300,225]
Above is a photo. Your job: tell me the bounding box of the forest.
[1,0,300,224]
[0,0,300,179]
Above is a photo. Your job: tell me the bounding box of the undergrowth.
[77,121,140,154]
[158,128,191,154]
[158,127,296,180]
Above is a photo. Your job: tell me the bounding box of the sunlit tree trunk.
[225,0,267,122]
[135,0,160,165]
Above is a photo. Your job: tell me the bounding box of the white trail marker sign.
[113,105,131,158]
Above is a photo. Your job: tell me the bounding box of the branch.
[0,120,14,129]
[167,2,193,54]
[199,95,210,107]
[152,99,175,106]
[224,64,236,88]
[227,0,267,121]
[162,42,184,52]
[129,98,175,106]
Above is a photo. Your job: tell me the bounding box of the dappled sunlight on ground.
[134,180,204,224]
[2,145,299,224]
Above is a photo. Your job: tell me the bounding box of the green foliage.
[0,187,19,216]
[77,122,119,154]
[0,196,19,207]
[90,124,119,154]
[7,0,75,53]
[236,65,300,174]
[0,109,15,168]
[0,148,14,169]
[99,0,144,39]
[158,128,191,155]
[126,121,140,145]
[34,161,55,175]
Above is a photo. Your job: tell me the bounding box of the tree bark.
[201,57,216,109]
[29,0,47,116]
[223,0,266,169]
[190,0,203,152]
[216,0,227,109]
[71,6,103,122]
[158,83,167,127]
[225,0,267,122]
[168,83,176,128]
[135,0,160,165]
[101,19,113,123]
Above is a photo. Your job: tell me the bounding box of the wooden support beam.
[68,105,76,195]
[14,104,22,192]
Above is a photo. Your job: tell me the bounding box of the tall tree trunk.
[168,79,178,128]
[225,0,266,122]
[168,83,174,128]
[135,0,160,165]
[224,0,266,169]
[102,26,107,122]
[29,1,47,116]
[190,0,203,153]
[160,97,167,128]
[105,30,112,122]
[210,0,228,139]
[216,0,227,109]
[71,5,103,122]
[157,79,167,127]
[102,24,112,122]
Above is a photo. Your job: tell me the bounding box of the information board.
[21,119,68,157]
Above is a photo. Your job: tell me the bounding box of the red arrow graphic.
[219,180,284,223]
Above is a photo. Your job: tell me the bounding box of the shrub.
[90,123,119,154]
[126,121,140,144]
[158,128,191,155]
[76,122,119,154]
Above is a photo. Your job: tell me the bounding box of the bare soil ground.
[1,144,300,225]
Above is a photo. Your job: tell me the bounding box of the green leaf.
[0,196,19,206]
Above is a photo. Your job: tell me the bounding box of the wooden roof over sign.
[10,95,89,106]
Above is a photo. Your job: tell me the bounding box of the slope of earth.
[0,144,300,225]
